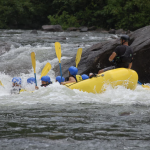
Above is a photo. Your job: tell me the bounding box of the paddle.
[138,81,150,89]
[0,80,4,87]
[40,62,52,79]
[31,52,37,86]
[75,48,82,68]
[55,42,63,81]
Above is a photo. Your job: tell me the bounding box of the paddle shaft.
[59,63,63,82]
[138,81,142,85]
[34,73,37,86]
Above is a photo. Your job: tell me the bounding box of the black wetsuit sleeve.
[130,57,133,63]
[114,46,120,55]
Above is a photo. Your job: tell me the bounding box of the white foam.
[0,78,150,107]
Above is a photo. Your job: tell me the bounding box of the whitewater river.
[0,30,150,150]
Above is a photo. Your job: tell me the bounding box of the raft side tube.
[65,68,138,93]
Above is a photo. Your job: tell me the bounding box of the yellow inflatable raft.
[65,68,138,93]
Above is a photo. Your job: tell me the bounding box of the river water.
[0,30,150,150]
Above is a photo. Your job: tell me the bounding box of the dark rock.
[119,112,131,116]
[108,29,115,34]
[126,30,131,34]
[129,25,150,83]
[88,26,97,31]
[110,35,119,39]
[78,26,86,30]
[0,41,11,56]
[101,31,109,34]
[95,28,108,33]
[39,36,66,40]
[54,25,150,83]
[115,29,125,34]
[80,27,88,32]
[67,27,78,31]
[42,25,63,32]
[30,30,38,34]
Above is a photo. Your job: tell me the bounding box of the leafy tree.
[48,11,79,29]
[101,0,150,30]
[0,0,150,30]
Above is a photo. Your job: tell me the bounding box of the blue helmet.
[41,76,50,83]
[12,77,22,85]
[56,76,65,83]
[27,77,35,84]
[68,66,78,76]
[82,74,89,80]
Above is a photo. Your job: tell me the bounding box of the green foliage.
[0,0,150,30]
[0,0,34,28]
[0,0,52,29]
[101,0,150,30]
[48,11,79,30]
[48,0,105,28]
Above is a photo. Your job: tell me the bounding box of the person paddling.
[98,35,133,74]
[27,77,39,90]
[81,74,89,80]
[11,77,23,94]
[27,77,35,84]
[61,66,78,85]
[56,76,65,84]
[41,76,52,87]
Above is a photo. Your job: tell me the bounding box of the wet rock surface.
[80,27,88,32]
[54,25,150,83]
[67,27,78,31]
[42,25,63,32]
[30,30,38,34]
[88,26,97,31]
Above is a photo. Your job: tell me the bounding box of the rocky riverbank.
[41,24,130,34]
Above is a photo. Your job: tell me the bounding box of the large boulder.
[115,29,126,34]
[42,25,63,32]
[67,27,78,31]
[88,26,97,31]
[30,30,38,34]
[129,26,150,83]
[108,29,115,34]
[79,27,88,32]
[54,25,150,83]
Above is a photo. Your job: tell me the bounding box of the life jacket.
[69,75,83,82]
[76,75,83,82]
[11,87,25,94]
[121,46,133,63]
[114,46,133,64]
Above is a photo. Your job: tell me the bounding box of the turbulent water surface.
[0,30,150,150]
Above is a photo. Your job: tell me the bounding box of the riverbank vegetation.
[0,0,150,30]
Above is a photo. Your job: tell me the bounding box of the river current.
[0,30,150,150]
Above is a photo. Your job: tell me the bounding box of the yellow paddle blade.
[40,62,52,79]
[55,42,61,63]
[31,52,36,73]
[76,75,83,82]
[142,84,150,90]
[75,48,82,68]
[0,80,4,87]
